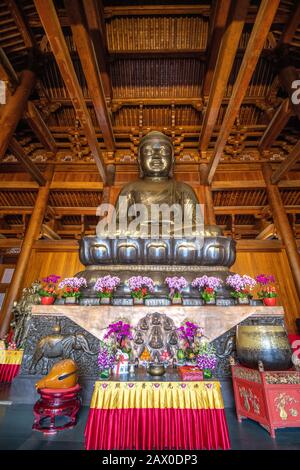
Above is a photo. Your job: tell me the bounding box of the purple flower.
[94,276,120,292]
[192,276,222,291]
[196,343,217,370]
[98,343,115,371]
[104,320,133,342]
[165,276,187,292]
[177,321,203,342]
[58,277,87,289]
[127,276,155,292]
[42,274,61,284]
[255,274,275,285]
[225,274,256,292]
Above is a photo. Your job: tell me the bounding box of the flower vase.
[237,297,250,305]
[133,297,144,305]
[41,296,55,305]
[172,296,182,305]
[65,297,78,305]
[100,297,111,305]
[205,298,216,305]
[203,368,212,379]
[99,368,111,379]
[263,297,277,307]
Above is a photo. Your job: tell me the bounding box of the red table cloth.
[85,381,230,450]
[0,349,23,383]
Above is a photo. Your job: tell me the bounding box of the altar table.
[84,381,231,450]
[0,349,23,383]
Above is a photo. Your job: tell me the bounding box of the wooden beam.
[203,0,232,98]
[0,168,53,337]
[255,223,275,240]
[6,0,35,48]
[24,102,57,153]
[82,0,112,99]
[279,1,300,45]
[200,0,249,154]
[50,181,104,191]
[271,139,300,184]
[34,0,107,183]
[0,69,36,160]
[0,48,18,87]
[206,0,280,184]
[65,0,115,150]
[279,64,300,120]
[259,98,293,151]
[263,163,300,301]
[8,138,46,186]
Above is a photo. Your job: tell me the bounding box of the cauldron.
[236,325,292,370]
[147,363,166,377]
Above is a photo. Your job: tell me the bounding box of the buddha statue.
[78,131,236,299]
[114,131,207,238]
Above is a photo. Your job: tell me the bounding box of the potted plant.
[58,277,87,304]
[177,321,205,363]
[191,275,222,305]
[127,276,155,304]
[165,276,187,304]
[225,274,256,305]
[98,341,115,379]
[38,274,61,305]
[255,274,278,306]
[94,275,121,304]
[104,320,133,375]
[196,342,218,379]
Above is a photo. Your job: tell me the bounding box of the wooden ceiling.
[1,0,300,240]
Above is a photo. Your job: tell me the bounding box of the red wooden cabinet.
[231,364,300,438]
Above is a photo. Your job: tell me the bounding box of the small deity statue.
[149,326,164,350]
[134,331,144,345]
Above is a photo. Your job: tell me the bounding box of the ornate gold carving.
[265,372,300,385]
[274,393,299,421]
[233,367,262,383]
[239,386,260,414]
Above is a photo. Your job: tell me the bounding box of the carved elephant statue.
[30,331,96,374]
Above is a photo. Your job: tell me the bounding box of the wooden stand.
[33,384,81,435]
[231,363,300,438]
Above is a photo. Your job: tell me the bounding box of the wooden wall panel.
[22,250,84,288]
[21,247,300,333]
[232,250,300,332]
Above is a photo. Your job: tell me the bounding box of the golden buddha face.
[138,132,174,178]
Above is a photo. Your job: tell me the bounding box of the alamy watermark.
[96,196,205,244]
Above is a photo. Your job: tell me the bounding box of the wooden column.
[200,164,216,225]
[0,69,36,159]
[0,169,52,338]
[262,163,300,301]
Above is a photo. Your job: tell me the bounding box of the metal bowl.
[236,325,292,370]
[147,363,166,376]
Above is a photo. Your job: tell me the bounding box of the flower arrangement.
[255,274,278,298]
[38,274,61,298]
[196,342,218,374]
[177,321,205,362]
[98,341,116,378]
[127,276,155,299]
[225,274,256,299]
[104,320,133,354]
[255,274,278,306]
[192,276,222,302]
[58,277,87,298]
[94,275,121,298]
[165,276,187,299]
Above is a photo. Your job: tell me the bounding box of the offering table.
[84,373,230,450]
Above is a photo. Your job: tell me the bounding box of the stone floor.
[0,402,300,450]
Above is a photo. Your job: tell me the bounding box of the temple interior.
[1,0,300,454]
